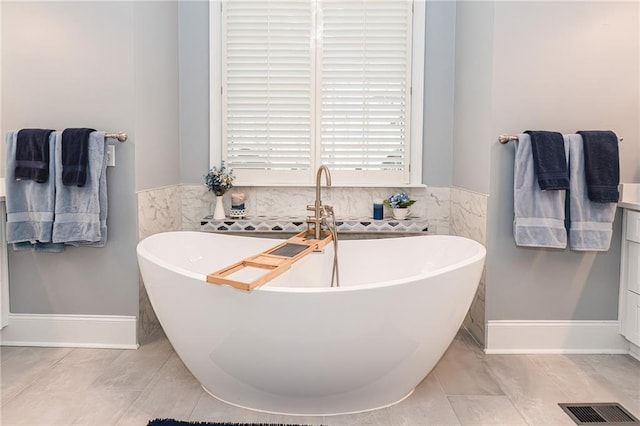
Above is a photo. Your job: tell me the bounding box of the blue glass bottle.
[373,199,384,220]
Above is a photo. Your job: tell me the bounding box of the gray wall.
[452,1,494,195]
[483,1,640,320]
[422,1,455,187]
[2,1,179,316]
[179,0,210,185]
[134,1,181,192]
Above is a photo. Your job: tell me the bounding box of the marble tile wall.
[137,185,182,342]
[138,185,182,240]
[180,184,450,234]
[451,186,489,348]
[425,186,450,235]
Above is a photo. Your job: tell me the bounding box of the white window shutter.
[223,0,314,184]
[222,0,412,185]
[319,0,412,184]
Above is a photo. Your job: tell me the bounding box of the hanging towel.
[524,130,570,190]
[14,128,55,183]
[5,130,64,252]
[567,134,617,251]
[513,133,568,248]
[52,131,108,247]
[61,127,95,187]
[576,130,620,203]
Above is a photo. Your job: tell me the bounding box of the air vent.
[559,403,640,425]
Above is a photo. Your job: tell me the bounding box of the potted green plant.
[384,192,416,220]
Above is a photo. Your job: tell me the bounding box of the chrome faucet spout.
[307,165,333,240]
[315,165,332,209]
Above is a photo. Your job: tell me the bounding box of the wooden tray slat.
[206,230,333,291]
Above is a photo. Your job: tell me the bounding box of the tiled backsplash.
[181,184,451,234]
[201,216,429,234]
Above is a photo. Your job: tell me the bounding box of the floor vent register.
[559,403,640,425]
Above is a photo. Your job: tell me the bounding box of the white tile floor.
[1,328,639,426]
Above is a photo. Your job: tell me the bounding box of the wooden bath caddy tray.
[206,230,333,291]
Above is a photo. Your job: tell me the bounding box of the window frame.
[209,0,425,187]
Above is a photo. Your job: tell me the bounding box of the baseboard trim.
[0,313,138,349]
[629,342,640,361]
[485,320,629,354]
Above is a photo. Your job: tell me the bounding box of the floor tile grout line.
[431,361,465,425]
[186,387,208,422]
[140,348,176,392]
[116,347,178,420]
[1,346,74,407]
[484,354,576,426]
[478,354,533,425]
[578,355,640,414]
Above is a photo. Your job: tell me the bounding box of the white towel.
[513,133,568,248]
[567,134,617,251]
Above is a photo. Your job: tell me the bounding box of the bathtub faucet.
[307,165,332,240]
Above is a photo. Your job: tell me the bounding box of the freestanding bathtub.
[137,231,486,416]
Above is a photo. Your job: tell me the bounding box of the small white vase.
[213,195,226,220]
[392,207,411,220]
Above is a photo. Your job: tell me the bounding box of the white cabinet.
[0,200,7,329]
[624,292,640,345]
[625,210,640,242]
[620,209,640,347]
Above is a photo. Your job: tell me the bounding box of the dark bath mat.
[147,419,325,426]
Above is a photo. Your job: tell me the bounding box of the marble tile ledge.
[201,215,428,234]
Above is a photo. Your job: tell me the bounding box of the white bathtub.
[137,231,486,416]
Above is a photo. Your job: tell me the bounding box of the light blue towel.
[5,130,64,252]
[567,134,617,251]
[513,133,568,248]
[52,131,108,247]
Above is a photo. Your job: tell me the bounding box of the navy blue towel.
[577,130,620,203]
[61,127,95,187]
[15,128,55,183]
[524,130,569,190]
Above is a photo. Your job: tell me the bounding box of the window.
[210,0,424,186]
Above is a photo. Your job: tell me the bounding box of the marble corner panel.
[451,187,488,348]
[425,187,451,235]
[137,185,182,241]
[450,187,488,245]
[137,185,183,342]
[181,185,215,232]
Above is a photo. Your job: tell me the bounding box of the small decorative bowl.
[229,208,246,219]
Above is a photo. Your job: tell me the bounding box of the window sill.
[230,183,428,189]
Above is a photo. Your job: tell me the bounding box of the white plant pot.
[392,207,410,220]
[213,195,226,220]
